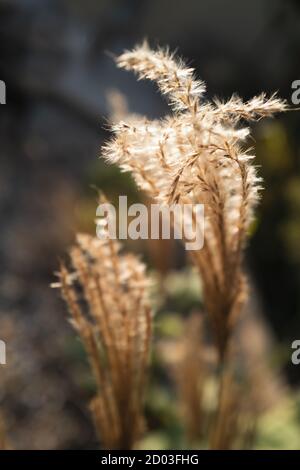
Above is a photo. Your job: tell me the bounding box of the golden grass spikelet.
[103,43,286,360]
[116,41,206,112]
[55,222,152,449]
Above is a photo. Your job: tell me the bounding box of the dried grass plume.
[54,204,152,450]
[103,42,286,360]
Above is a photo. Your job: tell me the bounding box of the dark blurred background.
[0,0,299,449]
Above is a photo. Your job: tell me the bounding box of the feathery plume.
[116,41,206,112]
[54,208,152,450]
[103,43,286,360]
